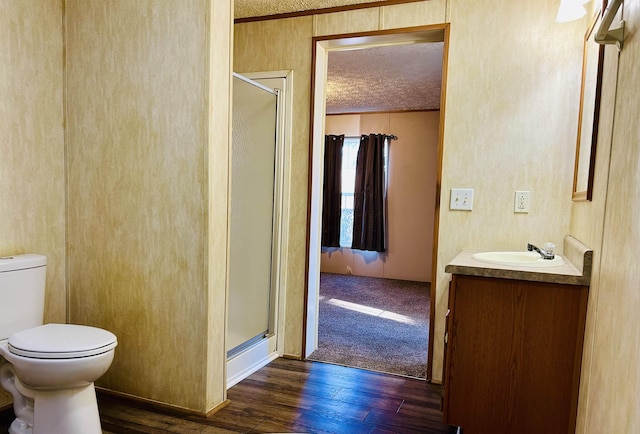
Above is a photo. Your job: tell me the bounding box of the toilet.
[0,254,117,434]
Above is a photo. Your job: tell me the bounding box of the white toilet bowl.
[0,323,117,434]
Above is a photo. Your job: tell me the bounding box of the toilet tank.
[0,254,47,340]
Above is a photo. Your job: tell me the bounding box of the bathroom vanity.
[442,236,592,434]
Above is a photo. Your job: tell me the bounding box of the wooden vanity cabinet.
[442,274,588,434]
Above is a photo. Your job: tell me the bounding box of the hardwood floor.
[1,358,456,434]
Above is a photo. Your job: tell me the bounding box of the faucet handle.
[544,242,555,256]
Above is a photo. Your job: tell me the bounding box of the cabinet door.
[442,279,456,418]
[443,275,588,434]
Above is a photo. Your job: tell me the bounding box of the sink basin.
[472,251,565,268]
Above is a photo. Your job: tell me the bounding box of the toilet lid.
[8,323,117,359]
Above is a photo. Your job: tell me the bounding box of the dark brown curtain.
[352,134,386,252]
[321,134,344,247]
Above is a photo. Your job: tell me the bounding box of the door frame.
[303,24,450,380]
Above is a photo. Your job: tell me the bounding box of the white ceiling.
[235,0,443,114]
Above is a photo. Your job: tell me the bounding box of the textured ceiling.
[326,43,443,114]
[235,0,443,114]
[234,0,389,19]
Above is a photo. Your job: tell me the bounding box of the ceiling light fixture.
[556,0,591,22]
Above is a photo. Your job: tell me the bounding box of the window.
[339,136,389,248]
[339,137,359,247]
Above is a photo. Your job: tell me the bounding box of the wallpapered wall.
[234,0,580,380]
[3,0,639,429]
[321,112,439,282]
[0,1,66,408]
[1,0,233,413]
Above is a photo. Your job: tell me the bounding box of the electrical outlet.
[515,191,530,213]
[450,188,474,211]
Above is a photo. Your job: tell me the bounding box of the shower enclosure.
[226,72,285,386]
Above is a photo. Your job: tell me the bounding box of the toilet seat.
[8,323,117,359]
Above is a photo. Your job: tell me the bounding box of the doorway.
[305,25,449,380]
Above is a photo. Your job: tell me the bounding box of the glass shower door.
[227,73,279,358]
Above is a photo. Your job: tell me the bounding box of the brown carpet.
[308,273,430,379]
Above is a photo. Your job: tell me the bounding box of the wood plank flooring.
[1,358,456,434]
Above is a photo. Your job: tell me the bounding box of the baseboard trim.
[96,387,230,418]
[283,353,303,360]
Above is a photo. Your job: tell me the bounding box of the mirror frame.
[572,7,606,201]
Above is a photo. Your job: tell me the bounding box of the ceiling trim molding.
[234,0,424,23]
[311,24,446,48]
[326,108,441,116]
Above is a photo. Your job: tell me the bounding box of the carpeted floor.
[308,273,430,379]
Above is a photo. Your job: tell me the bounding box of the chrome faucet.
[527,243,555,260]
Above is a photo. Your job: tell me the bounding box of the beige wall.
[234,0,450,360]
[1,0,231,415]
[235,0,582,368]
[0,0,66,407]
[570,0,640,432]
[237,1,640,431]
[436,0,583,382]
[235,16,314,357]
[64,0,231,413]
[321,112,438,282]
[2,0,638,429]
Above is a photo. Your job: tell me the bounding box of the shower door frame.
[226,70,293,389]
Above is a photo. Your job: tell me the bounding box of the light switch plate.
[450,188,474,211]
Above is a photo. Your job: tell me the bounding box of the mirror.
[573,8,605,201]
